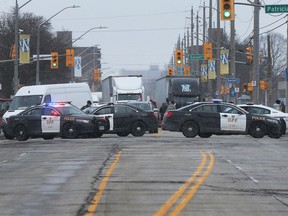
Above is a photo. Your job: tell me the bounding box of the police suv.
[162,101,284,139]
[1,102,109,141]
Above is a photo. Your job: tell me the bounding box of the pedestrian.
[81,100,92,110]
[150,99,157,109]
[166,100,176,111]
[272,99,281,111]
[159,98,169,120]
[280,100,285,112]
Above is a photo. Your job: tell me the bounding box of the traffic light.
[50,52,58,69]
[246,46,253,63]
[247,82,253,92]
[175,49,183,66]
[168,67,174,76]
[203,42,213,60]
[66,49,75,67]
[184,66,190,76]
[260,80,268,90]
[93,68,101,81]
[220,0,235,21]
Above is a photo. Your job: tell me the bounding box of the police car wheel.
[181,121,199,138]
[268,132,282,139]
[198,133,212,138]
[14,125,28,141]
[249,122,267,138]
[117,132,130,137]
[93,132,103,138]
[42,135,54,140]
[62,123,78,139]
[131,121,146,137]
[4,132,14,140]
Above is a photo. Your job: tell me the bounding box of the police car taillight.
[166,111,173,117]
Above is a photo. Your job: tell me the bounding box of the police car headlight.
[266,118,279,124]
[75,119,90,124]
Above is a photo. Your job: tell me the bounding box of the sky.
[1,0,287,74]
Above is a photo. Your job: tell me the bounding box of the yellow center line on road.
[154,151,214,216]
[85,150,122,216]
[170,152,215,216]
[154,151,207,216]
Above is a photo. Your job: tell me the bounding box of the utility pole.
[252,0,261,104]
[190,7,194,75]
[286,16,288,112]
[216,0,221,98]
[13,0,19,94]
[230,20,236,103]
[267,35,272,106]
[207,0,213,99]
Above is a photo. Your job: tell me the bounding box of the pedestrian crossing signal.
[50,52,58,69]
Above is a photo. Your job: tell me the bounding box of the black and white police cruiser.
[1,102,109,141]
[162,100,284,139]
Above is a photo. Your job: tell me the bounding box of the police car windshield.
[10,95,43,110]
[56,106,84,115]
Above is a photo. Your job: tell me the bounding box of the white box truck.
[3,83,93,120]
[102,75,144,102]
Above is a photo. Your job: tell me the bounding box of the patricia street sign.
[265,5,288,13]
[189,54,204,60]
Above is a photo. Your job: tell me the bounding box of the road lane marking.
[85,150,122,216]
[154,151,214,216]
[154,151,207,216]
[170,152,214,216]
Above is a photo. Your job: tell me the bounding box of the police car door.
[94,107,114,131]
[41,107,61,133]
[219,105,246,132]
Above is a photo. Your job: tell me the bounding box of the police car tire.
[4,132,14,140]
[117,132,130,137]
[181,121,199,138]
[93,132,103,138]
[62,123,78,139]
[42,136,54,140]
[14,125,28,141]
[198,133,212,138]
[268,133,282,139]
[131,121,146,137]
[249,122,267,138]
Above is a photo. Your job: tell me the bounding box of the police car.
[238,103,288,133]
[1,102,109,141]
[84,103,158,137]
[162,101,284,139]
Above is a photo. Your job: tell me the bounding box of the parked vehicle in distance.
[84,103,158,137]
[102,75,144,103]
[125,101,160,125]
[0,98,12,126]
[162,101,284,139]
[238,103,288,132]
[2,83,93,122]
[1,102,109,141]
[155,76,200,108]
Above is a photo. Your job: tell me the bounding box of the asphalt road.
[0,131,288,216]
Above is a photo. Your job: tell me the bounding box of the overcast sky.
[1,0,287,73]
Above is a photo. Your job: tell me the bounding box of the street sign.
[265,5,288,13]
[226,78,239,83]
[189,54,204,60]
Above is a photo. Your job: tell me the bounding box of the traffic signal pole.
[252,0,261,104]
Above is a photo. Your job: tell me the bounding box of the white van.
[3,83,93,121]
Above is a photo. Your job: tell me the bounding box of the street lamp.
[14,0,33,94]
[67,26,107,82]
[35,5,80,85]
